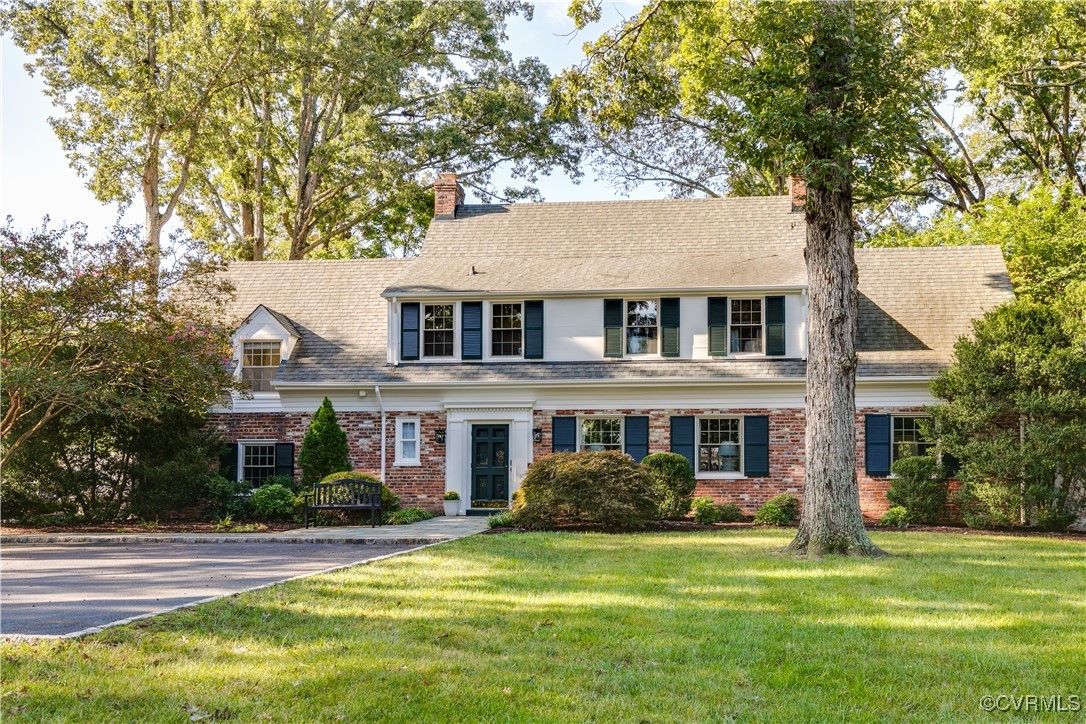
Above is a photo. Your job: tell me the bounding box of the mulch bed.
[0,521,299,535]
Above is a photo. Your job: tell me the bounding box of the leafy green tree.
[565,0,936,555]
[3,1,259,289]
[0,218,236,467]
[298,397,351,486]
[182,0,576,260]
[929,298,1086,532]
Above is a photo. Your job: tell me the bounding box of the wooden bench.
[304,478,383,528]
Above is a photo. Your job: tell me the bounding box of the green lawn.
[3,531,1085,722]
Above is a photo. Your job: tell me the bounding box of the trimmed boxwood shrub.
[205,475,250,519]
[513,451,657,530]
[718,503,744,523]
[753,502,789,526]
[250,483,296,520]
[642,452,698,519]
[880,506,911,528]
[691,496,722,524]
[763,494,800,523]
[887,456,948,524]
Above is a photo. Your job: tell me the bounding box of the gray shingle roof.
[218,198,1014,385]
[385,196,807,295]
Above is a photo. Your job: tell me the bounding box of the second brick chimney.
[787,175,807,212]
[434,173,465,220]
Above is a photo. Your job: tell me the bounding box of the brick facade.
[208,411,446,512]
[212,403,929,519]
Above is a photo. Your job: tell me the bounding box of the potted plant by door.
[443,491,461,517]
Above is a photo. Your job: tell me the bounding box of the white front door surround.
[443,401,534,514]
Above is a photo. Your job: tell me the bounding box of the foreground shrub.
[763,494,800,523]
[263,474,303,494]
[957,481,1020,529]
[880,506,911,528]
[250,484,296,521]
[691,496,721,524]
[385,507,434,525]
[488,511,516,529]
[206,475,250,519]
[642,452,697,519]
[513,451,657,529]
[887,456,948,524]
[753,502,789,526]
[718,503,744,523]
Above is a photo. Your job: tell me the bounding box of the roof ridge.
[456,195,789,211]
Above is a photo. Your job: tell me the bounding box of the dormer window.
[423,304,454,357]
[241,341,281,392]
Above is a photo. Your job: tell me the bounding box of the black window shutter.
[625,416,649,462]
[219,442,239,482]
[274,443,295,479]
[661,297,680,358]
[604,298,624,357]
[462,301,482,360]
[765,296,786,356]
[744,416,770,476]
[401,302,420,361]
[670,416,696,474]
[865,414,892,476]
[708,297,728,357]
[524,300,544,359]
[552,417,577,452]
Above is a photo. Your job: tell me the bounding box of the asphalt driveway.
[0,542,415,637]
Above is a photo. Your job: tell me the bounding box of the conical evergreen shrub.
[298,397,351,486]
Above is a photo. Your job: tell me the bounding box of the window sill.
[394,461,422,467]
[696,472,747,480]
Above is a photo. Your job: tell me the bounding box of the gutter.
[379,284,809,300]
[270,375,936,391]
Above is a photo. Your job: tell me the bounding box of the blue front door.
[471,424,509,503]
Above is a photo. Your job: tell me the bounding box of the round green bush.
[879,506,911,528]
[763,494,800,523]
[753,501,788,526]
[205,475,250,519]
[513,450,657,530]
[642,452,697,519]
[691,496,722,524]
[718,503,744,523]
[250,483,296,520]
[318,471,400,512]
[887,456,948,524]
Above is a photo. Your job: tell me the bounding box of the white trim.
[268,376,934,391]
[693,415,745,478]
[726,297,766,357]
[394,416,421,466]
[381,284,810,300]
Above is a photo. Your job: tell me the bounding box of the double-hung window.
[698,417,742,473]
[579,418,622,451]
[240,442,276,485]
[241,341,281,392]
[423,304,454,357]
[626,300,658,355]
[491,303,523,357]
[730,299,763,354]
[892,416,932,462]
[396,417,420,465]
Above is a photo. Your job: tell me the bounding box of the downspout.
[375,385,387,483]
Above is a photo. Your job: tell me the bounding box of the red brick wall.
[208,411,446,511]
[532,406,929,519]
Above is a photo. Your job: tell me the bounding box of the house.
[210,174,1014,517]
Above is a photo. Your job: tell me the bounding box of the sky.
[0,1,654,241]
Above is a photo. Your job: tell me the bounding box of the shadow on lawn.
[6,531,1085,721]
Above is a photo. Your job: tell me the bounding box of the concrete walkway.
[0,515,490,546]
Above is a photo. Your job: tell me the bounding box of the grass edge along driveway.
[3,530,1084,722]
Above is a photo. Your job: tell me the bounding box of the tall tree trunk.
[787,0,884,557]
[142,131,163,297]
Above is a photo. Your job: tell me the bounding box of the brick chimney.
[434,173,464,220]
[787,175,806,212]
